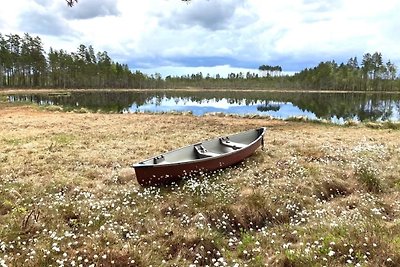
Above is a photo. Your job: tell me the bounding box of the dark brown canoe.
[132,127,266,186]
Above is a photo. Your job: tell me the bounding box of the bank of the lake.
[2,87,400,94]
[0,103,399,266]
[3,88,400,123]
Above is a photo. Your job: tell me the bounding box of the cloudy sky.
[1,0,399,77]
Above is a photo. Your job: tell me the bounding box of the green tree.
[6,34,22,86]
[97,51,112,88]
[23,34,46,87]
[0,34,10,87]
[346,57,362,90]
[371,52,384,80]
[362,53,373,90]
[385,60,397,91]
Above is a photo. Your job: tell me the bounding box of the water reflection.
[7,90,400,123]
[130,97,318,120]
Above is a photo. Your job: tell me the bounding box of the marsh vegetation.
[0,102,399,266]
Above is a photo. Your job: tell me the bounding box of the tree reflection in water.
[7,91,400,123]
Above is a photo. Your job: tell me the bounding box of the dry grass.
[0,102,399,267]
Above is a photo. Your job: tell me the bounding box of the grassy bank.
[0,103,399,266]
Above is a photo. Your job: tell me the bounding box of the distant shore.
[1,87,400,95]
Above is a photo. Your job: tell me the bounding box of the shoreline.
[1,98,400,130]
[1,87,400,94]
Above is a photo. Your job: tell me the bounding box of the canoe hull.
[133,127,266,186]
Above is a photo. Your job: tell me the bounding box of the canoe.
[132,127,266,186]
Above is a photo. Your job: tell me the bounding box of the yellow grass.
[0,102,399,266]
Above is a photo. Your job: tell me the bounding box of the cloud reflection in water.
[130,97,317,119]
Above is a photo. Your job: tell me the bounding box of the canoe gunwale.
[132,127,266,186]
[132,127,266,169]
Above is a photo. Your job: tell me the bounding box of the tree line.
[294,52,398,91]
[258,64,283,77]
[0,33,149,89]
[0,32,399,91]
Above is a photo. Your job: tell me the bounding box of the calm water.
[7,90,400,123]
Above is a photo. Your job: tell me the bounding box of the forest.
[0,32,399,91]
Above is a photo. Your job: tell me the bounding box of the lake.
[7,90,400,123]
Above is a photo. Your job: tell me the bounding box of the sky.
[1,0,399,78]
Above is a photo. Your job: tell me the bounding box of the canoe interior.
[136,128,264,166]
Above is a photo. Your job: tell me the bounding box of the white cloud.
[18,9,73,36]
[60,0,120,19]
[0,0,399,75]
[159,0,251,31]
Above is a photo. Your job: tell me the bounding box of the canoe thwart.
[194,144,220,158]
[153,155,165,164]
[219,137,245,150]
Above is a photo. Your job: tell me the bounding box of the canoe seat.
[194,144,220,159]
[219,137,245,150]
[153,155,165,164]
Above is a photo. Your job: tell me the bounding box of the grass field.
[0,100,399,266]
